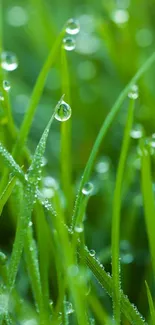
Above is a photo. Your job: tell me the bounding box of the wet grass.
[1,1,155,324]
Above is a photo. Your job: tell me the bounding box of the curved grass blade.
[0,28,65,193]
[0,176,16,215]
[28,95,64,182]
[13,31,65,159]
[2,98,63,322]
[0,143,25,183]
[145,281,155,325]
[111,99,135,324]
[72,51,155,229]
[141,144,155,276]
[43,196,146,325]
[85,247,146,325]
[24,226,50,324]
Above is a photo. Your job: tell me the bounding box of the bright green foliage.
[1,1,155,325]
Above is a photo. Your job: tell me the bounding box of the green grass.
[1,1,155,324]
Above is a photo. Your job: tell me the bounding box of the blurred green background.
[1,0,155,321]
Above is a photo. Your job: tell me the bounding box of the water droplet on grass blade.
[55,100,72,121]
[66,18,80,35]
[82,182,94,195]
[1,51,18,71]
[3,80,11,91]
[89,249,95,257]
[128,84,139,100]
[0,252,7,264]
[65,301,74,314]
[74,224,84,233]
[28,221,33,227]
[63,37,76,51]
[0,92,4,101]
[130,124,143,139]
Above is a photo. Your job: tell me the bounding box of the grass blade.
[60,47,73,221]
[111,99,135,324]
[141,144,155,276]
[85,247,146,325]
[0,143,25,183]
[72,51,155,229]
[145,281,155,325]
[28,95,64,183]
[13,31,65,159]
[0,176,16,215]
[1,98,62,321]
[24,227,50,324]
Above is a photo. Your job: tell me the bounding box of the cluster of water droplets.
[63,18,80,51]
[40,176,59,199]
[64,301,74,315]
[128,84,139,100]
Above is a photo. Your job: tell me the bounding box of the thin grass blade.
[111,99,135,324]
[0,143,25,183]
[0,176,16,215]
[72,51,155,229]
[145,281,155,325]
[85,247,146,325]
[60,46,73,221]
[141,144,155,276]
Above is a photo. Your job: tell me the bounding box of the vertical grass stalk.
[60,47,73,221]
[111,99,135,324]
[141,144,155,277]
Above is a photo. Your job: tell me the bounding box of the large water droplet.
[3,80,11,91]
[82,182,94,195]
[1,51,18,71]
[130,124,143,139]
[63,37,76,51]
[128,84,139,100]
[66,18,80,35]
[74,223,84,233]
[55,100,72,122]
